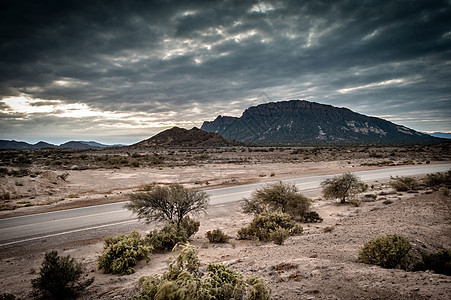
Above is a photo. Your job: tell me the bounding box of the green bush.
[31,251,94,299]
[389,176,419,192]
[421,249,451,275]
[200,263,246,299]
[205,229,230,243]
[269,227,290,245]
[147,217,200,252]
[237,212,302,244]
[358,234,412,269]
[133,244,271,300]
[98,231,152,275]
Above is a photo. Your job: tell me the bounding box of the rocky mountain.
[130,127,243,148]
[201,100,442,145]
[0,140,118,150]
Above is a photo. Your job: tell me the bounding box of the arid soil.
[1,181,450,299]
[0,146,450,299]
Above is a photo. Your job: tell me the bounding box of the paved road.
[1,164,449,248]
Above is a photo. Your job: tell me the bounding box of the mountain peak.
[130,126,243,148]
[201,100,441,145]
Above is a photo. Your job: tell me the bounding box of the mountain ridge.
[201,100,442,145]
[0,140,121,150]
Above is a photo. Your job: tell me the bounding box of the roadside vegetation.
[31,251,94,299]
[320,172,367,206]
[132,243,271,300]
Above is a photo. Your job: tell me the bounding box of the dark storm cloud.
[1,0,450,142]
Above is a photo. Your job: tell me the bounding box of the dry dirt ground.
[0,146,450,299]
[1,161,391,218]
[1,177,450,299]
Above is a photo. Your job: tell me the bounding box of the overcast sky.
[1,0,450,145]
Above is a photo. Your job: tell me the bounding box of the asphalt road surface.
[1,164,449,252]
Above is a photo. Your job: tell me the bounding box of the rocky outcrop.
[201,100,442,145]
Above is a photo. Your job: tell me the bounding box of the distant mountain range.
[130,127,243,148]
[427,132,451,139]
[0,140,124,150]
[201,100,443,145]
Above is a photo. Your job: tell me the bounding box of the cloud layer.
[1,0,450,144]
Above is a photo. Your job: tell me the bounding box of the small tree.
[126,184,209,230]
[242,181,311,218]
[321,172,364,204]
[31,251,94,299]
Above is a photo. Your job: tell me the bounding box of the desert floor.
[0,149,450,299]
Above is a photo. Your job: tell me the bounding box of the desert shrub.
[237,212,302,244]
[179,216,200,238]
[200,263,246,299]
[421,249,451,275]
[321,172,364,204]
[424,171,451,189]
[300,211,323,223]
[146,217,199,252]
[241,181,313,220]
[269,227,290,245]
[133,244,270,300]
[127,184,209,230]
[358,234,412,269]
[98,231,152,275]
[205,229,230,243]
[389,176,419,192]
[31,251,94,299]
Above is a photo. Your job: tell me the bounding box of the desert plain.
[0,144,450,299]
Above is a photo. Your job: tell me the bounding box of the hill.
[130,127,244,148]
[201,100,442,145]
[0,140,117,150]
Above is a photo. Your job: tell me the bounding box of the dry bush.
[389,176,419,192]
[127,184,209,230]
[321,172,364,204]
[205,229,230,243]
[242,181,316,221]
[31,251,94,299]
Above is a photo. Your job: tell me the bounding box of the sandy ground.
[1,181,450,299]
[1,158,450,299]
[1,160,381,218]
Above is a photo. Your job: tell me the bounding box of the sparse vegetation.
[31,251,94,299]
[98,231,152,275]
[126,184,209,230]
[389,176,419,192]
[424,171,451,190]
[358,234,412,269]
[133,243,271,300]
[237,212,302,245]
[321,172,365,204]
[205,229,230,243]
